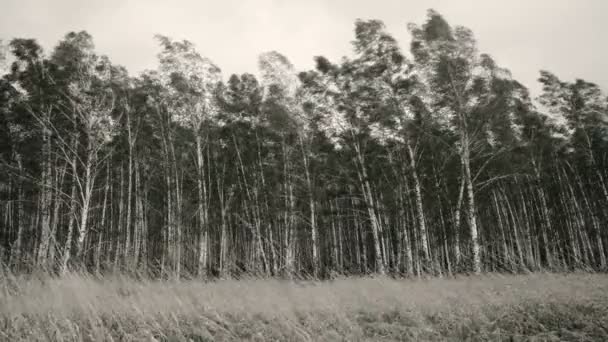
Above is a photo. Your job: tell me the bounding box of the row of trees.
[1,10,607,278]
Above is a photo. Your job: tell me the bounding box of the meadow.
[1,273,607,341]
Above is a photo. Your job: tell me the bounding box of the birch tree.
[156,35,222,277]
[408,10,526,273]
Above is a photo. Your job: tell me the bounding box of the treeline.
[1,10,607,278]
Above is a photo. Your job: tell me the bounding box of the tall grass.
[1,273,607,341]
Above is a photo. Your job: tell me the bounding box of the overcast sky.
[1,0,606,95]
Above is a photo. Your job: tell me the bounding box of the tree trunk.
[354,141,385,275]
[196,135,208,277]
[10,154,25,268]
[407,142,430,270]
[37,125,53,268]
[124,121,133,268]
[462,138,481,274]
[453,169,465,268]
[75,149,94,264]
[300,137,319,277]
[60,166,78,275]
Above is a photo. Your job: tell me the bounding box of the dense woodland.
[0,10,607,279]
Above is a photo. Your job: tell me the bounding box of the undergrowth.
[1,273,607,341]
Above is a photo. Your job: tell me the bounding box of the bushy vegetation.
[1,273,607,341]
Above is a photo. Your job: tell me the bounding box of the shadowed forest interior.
[1,9,608,279]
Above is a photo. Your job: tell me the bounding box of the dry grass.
[1,273,607,341]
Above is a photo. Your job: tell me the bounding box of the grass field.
[1,273,607,341]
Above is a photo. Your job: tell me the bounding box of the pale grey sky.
[1,0,606,95]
